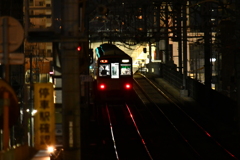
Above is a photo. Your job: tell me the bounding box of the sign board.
[0,53,24,65]
[34,83,55,150]
[0,16,24,53]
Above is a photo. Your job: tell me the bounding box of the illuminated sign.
[122,59,129,63]
[100,59,108,63]
[111,63,119,79]
[34,83,55,150]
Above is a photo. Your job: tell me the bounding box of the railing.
[161,63,182,90]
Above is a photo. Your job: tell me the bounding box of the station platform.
[30,150,50,160]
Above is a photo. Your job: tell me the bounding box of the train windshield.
[99,64,110,76]
[111,63,119,79]
[99,62,131,78]
[120,64,131,75]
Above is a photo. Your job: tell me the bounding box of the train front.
[96,55,133,102]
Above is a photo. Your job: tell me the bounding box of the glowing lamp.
[77,46,81,51]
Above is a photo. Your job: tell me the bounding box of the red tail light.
[124,83,131,89]
[99,84,106,90]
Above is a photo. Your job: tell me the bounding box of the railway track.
[133,73,238,159]
[87,73,238,159]
[93,102,154,160]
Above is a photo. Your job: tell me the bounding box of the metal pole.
[2,17,10,150]
[203,2,212,107]
[182,1,187,90]
[165,3,169,62]
[29,51,33,147]
[3,17,9,82]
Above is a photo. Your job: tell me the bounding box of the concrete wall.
[0,145,35,160]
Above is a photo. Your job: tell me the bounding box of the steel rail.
[105,104,120,160]
[125,103,154,160]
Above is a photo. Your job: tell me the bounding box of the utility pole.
[2,17,10,150]
[61,0,81,159]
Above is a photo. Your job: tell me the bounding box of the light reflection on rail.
[105,103,153,160]
[106,105,120,160]
[125,104,153,160]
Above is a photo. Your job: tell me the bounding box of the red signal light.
[125,83,131,89]
[99,84,106,90]
[77,46,81,51]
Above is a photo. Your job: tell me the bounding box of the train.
[92,43,133,102]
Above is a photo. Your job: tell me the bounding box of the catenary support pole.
[182,1,188,92]
[203,1,212,107]
[61,0,81,159]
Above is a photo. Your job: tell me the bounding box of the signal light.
[77,46,81,51]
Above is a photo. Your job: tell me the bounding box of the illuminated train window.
[121,64,131,75]
[99,64,110,76]
[111,63,119,79]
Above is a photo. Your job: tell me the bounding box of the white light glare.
[211,58,216,62]
[26,109,38,115]
[47,146,54,153]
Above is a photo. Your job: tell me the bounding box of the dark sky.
[0,0,23,21]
